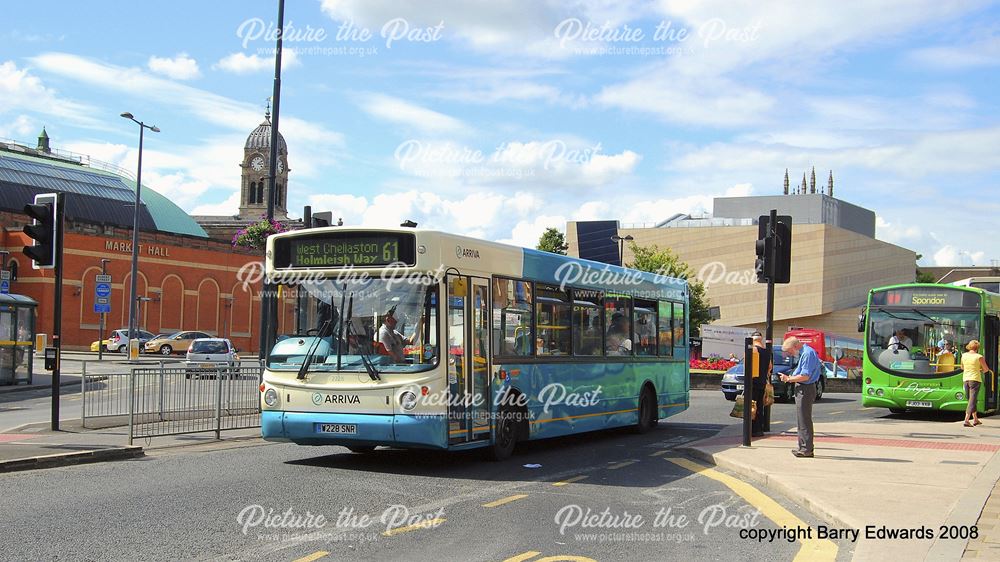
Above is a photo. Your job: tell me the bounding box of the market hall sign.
[105,240,171,257]
[274,233,416,268]
[873,287,977,308]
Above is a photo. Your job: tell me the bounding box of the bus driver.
[377,306,419,363]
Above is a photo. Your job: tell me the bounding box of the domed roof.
[245,113,287,153]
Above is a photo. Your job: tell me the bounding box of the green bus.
[860,283,1000,413]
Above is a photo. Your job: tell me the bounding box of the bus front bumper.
[261,410,449,449]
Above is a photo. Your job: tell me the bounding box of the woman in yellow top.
[962,340,993,427]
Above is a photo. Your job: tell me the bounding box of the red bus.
[783,328,862,378]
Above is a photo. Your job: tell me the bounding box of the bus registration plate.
[317,423,357,434]
[906,400,932,408]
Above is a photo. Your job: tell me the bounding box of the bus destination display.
[276,233,416,268]
[873,287,975,308]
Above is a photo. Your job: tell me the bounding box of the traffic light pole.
[763,208,777,434]
[51,192,65,431]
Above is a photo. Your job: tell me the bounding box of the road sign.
[0,270,9,281]
[96,282,111,298]
[96,274,111,283]
[0,279,8,294]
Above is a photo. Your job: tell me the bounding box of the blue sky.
[3,0,999,265]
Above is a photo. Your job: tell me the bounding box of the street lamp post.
[120,112,159,360]
[611,234,634,266]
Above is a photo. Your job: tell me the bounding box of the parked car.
[185,338,240,378]
[102,329,155,353]
[90,338,111,352]
[144,331,211,355]
[721,347,824,402]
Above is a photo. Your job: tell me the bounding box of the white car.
[185,338,240,378]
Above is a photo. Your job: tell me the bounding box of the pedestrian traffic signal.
[22,193,58,269]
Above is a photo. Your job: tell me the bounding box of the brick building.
[0,128,296,353]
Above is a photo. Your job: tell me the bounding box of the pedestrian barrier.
[127,365,262,444]
[80,361,262,443]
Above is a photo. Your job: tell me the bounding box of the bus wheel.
[635,387,657,434]
[488,406,517,461]
[889,408,906,414]
[347,446,376,453]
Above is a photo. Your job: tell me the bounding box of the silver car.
[185,338,240,378]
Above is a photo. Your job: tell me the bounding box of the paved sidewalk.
[682,413,1000,561]
[0,420,263,473]
[963,479,1000,560]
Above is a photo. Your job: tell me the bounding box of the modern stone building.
[567,171,917,338]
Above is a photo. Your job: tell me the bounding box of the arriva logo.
[455,245,480,259]
[312,393,323,405]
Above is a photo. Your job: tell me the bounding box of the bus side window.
[658,302,673,356]
[634,299,657,356]
[492,277,533,357]
[572,288,603,356]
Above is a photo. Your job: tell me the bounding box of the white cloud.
[0,60,104,129]
[214,49,300,74]
[147,53,201,80]
[191,191,242,216]
[0,115,36,138]
[933,245,985,267]
[360,94,467,134]
[908,35,1000,70]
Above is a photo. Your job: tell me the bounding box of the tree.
[626,243,712,336]
[537,227,568,255]
[915,253,935,283]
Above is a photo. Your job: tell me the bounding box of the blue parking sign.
[0,279,8,294]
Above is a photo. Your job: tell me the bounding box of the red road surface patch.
[0,434,40,443]
[697,433,1000,452]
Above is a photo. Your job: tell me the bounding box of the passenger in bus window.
[606,313,632,355]
[378,308,419,363]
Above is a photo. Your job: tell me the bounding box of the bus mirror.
[832,346,844,360]
[857,310,865,332]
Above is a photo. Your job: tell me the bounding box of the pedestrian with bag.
[780,336,823,458]
[750,332,773,437]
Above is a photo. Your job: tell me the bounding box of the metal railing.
[80,361,262,443]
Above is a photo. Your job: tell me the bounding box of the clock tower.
[239,110,289,219]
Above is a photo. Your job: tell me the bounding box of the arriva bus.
[860,283,1000,413]
[259,227,690,460]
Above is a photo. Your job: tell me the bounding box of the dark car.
[720,348,824,402]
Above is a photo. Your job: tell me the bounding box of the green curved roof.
[119,178,208,238]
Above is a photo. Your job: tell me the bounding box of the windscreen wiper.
[344,292,380,381]
[296,319,332,380]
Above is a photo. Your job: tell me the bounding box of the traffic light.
[22,193,58,269]
[756,214,792,285]
[754,237,768,283]
[772,219,792,284]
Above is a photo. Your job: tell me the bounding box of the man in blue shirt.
[780,336,823,457]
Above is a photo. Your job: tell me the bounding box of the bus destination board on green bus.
[872,287,978,308]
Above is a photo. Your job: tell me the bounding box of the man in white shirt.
[377,308,418,363]
[888,329,913,352]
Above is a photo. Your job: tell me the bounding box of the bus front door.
[446,275,492,445]
[985,315,999,411]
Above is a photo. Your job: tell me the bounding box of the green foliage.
[626,243,712,337]
[915,253,935,283]
[537,227,568,255]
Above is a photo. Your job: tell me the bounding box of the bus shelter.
[0,293,36,385]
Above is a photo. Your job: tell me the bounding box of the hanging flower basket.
[232,216,288,250]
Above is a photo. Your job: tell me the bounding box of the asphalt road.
[0,390,862,561]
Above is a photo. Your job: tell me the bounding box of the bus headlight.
[263,388,278,407]
[875,389,884,397]
[957,392,964,400]
[867,388,875,395]
[400,391,417,411]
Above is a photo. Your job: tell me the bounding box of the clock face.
[277,159,284,173]
[250,156,265,172]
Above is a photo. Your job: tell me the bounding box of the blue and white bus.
[260,227,690,460]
